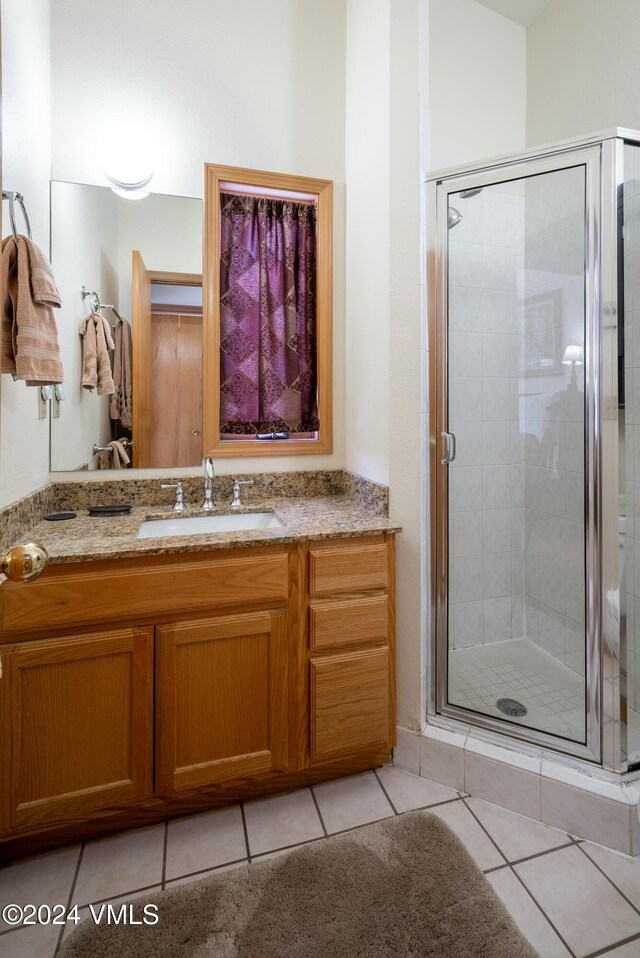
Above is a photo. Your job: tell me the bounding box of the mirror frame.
[203,163,333,458]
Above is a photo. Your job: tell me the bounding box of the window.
[203,164,333,457]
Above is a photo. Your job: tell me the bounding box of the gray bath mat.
[60,810,538,958]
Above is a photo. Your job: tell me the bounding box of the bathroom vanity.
[0,490,398,858]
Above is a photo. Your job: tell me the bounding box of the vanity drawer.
[310,648,391,762]
[309,596,388,651]
[308,540,388,597]
[0,547,289,634]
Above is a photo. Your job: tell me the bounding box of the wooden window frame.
[203,163,333,458]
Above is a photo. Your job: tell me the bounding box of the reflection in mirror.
[49,182,202,471]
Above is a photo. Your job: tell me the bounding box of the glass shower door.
[432,148,601,760]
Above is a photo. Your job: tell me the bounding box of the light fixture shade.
[562,345,584,365]
[105,171,153,201]
[109,186,150,201]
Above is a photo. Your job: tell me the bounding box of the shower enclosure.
[427,129,640,774]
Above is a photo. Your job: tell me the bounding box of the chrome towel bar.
[2,190,32,241]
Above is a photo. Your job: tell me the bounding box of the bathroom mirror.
[49,181,203,471]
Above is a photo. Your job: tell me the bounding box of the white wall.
[343,0,424,729]
[527,0,640,147]
[116,193,202,332]
[0,0,52,506]
[49,182,119,471]
[427,0,526,171]
[49,0,346,481]
[389,0,424,729]
[344,0,390,486]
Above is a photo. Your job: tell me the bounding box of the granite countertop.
[20,496,401,565]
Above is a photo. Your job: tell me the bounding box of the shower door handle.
[440,431,456,464]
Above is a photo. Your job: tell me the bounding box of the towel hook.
[2,191,32,241]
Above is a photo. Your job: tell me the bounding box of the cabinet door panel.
[310,648,390,762]
[156,611,289,792]
[3,628,153,828]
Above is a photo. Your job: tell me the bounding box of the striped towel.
[1,235,63,385]
[79,313,115,396]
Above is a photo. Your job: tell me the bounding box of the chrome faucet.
[161,480,186,512]
[202,457,215,511]
[230,479,254,508]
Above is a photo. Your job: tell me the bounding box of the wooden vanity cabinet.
[0,627,153,832]
[0,535,395,854]
[155,610,289,792]
[307,538,395,763]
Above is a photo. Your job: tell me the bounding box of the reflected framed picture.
[522,288,563,376]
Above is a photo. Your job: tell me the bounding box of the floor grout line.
[71,881,164,910]
[161,820,168,891]
[164,857,248,885]
[239,802,252,864]
[484,863,510,875]
[461,797,509,866]
[53,841,84,957]
[499,839,576,869]
[252,836,326,861]
[508,861,578,958]
[309,786,329,837]
[372,769,399,815]
[576,842,640,918]
[463,798,579,957]
[581,931,640,958]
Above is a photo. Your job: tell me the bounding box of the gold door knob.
[1,543,49,582]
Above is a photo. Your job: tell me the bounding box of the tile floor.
[1,767,640,957]
[449,638,586,741]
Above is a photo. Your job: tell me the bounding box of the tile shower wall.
[449,187,524,649]
[449,168,586,676]
[520,167,586,676]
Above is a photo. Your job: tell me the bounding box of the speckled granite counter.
[18,496,401,565]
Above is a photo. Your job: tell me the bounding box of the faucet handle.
[161,480,186,512]
[230,479,254,507]
[201,458,216,511]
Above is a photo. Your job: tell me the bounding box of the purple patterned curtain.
[219,191,318,435]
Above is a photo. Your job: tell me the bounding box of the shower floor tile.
[449,639,585,742]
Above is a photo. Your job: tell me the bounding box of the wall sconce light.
[562,345,584,367]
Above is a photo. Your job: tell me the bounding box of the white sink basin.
[137,512,284,539]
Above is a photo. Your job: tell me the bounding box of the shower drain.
[496,697,528,717]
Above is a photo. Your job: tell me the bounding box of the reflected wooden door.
[132,250,152,467]
[149,309,203,467]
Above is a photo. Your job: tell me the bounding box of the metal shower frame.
[426,128,636,774]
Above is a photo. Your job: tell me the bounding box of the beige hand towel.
[4,236,64,385]
[97,439,130,469]
[80,313,114,396]
[26,237,62,308]
[110,314,133,429]
[100,313,115,352]
[1,237,18,376]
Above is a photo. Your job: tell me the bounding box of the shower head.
[460,187,483,199]
[448,207,463,229]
